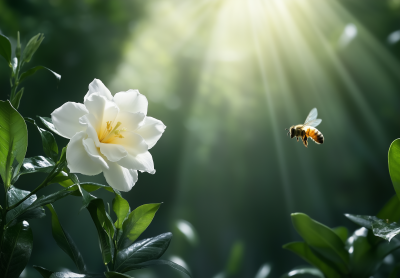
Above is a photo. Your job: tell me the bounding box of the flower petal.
[51,102,88,139]
[100,143,127,162]
[135,117,166,149]
[84,93,119,134]
[114,111,145,132]
[110,131,148,155]
[82,138,109,170]
[114,89,148,115]
[66,132,103,175]
[103,162,138,192]
[84,79,113,102]
[117,151,155,174]
[79,115,101,147]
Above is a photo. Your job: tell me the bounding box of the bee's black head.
[286,126,295,138]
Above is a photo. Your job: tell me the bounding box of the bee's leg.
[296,136,299,142]
[302,135,308,148]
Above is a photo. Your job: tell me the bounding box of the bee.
[286,108,324,148]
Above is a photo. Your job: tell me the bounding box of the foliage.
[282,138,400,277]
[0,32,190,278]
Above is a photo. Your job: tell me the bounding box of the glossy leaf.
[283,242,341,278]
[18,156,55,175]
[0,101,28,187]
[377,195,400,223]
[0,221,33,278]
[0,33,11,65]
[291,213,349,274]
[332,227,348,244]
[12,156,55,184]
[87,199,113,265]
[281,267,324,278]
[112,194,130,229]
[371,218,400,241]
[19,66,61,83]
[46,204,86,273]
[344,214,400,241]
[344,214,374,230]
[105,272,133,278]
[114,232,172,273]
[10,87,24,110]
[22,33,44,63]
[33,266,54,278]
[389,139,400,201]
[118,203,161,250]
[128,259,192,277]
[6,186,45,226]
[38,116,63,137]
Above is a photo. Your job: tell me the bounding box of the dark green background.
[1,0,400,277]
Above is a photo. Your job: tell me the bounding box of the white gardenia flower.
[51,79,166,192]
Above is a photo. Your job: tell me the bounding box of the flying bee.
[286,108,324,148]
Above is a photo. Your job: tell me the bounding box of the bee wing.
[304,108,318,125]
[304,119,322,128]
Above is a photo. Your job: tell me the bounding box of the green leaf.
[291,213,349,274]
[128,259,192,277]
[19,66,61,83]
[332,227,348,244]
[46,204,86,273]
[19,156,55,175]
[87,199,113,265]
[25,117,58,161]
[38,116,63,137]
[10,87,24,110]
[0,221,33,278]
[33,266,54,278]
[112,194,130,229]
[371,218,400,241]
[280,267,324,278]
[118,203,161,250]
[283,242,341,278]
[114,232,172,273]
[12,156,56,184]
[0,33,11,65]
[6,186,45,226]
[344,214,374,230]
[105,272,133,278]
[344,214,400,241]
[0,101,28,187]
[378,195,400,223]
[389,139,400,201]
[22,33,44,63]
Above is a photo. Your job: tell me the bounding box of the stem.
[10,60,23,101]
[0,190,8,251]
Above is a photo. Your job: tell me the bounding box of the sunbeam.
[108,0,400,276]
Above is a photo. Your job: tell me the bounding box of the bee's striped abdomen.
[305,127,324,144]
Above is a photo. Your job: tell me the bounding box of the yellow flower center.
[99,121,127,143]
